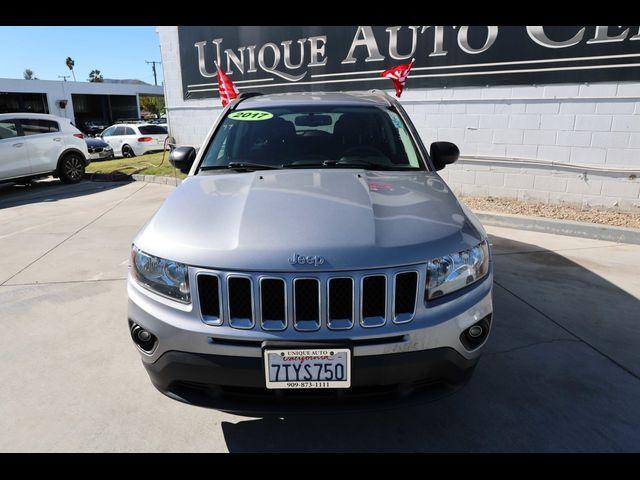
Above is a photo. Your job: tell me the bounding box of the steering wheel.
[339,145,387,160]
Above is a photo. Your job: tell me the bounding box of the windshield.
[199,105,425,171]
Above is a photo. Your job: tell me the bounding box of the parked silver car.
[127,90,493,414]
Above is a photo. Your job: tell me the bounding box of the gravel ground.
[459,195,640,229]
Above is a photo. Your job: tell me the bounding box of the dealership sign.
[178,26,640,100]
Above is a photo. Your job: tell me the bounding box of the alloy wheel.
[65,156,84,181]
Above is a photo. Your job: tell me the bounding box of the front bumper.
[88,149,113,161]
[128,269,493,413]
[144,347,479,415]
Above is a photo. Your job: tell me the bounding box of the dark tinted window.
[113,126,126,136]
[20,119,59,136]
[201,105,422,171]
[138,125,167,135]
[0,119,19,139]
[0,92,49,114]
[125,127,136,135]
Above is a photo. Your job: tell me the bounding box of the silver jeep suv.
[127,90,493,414]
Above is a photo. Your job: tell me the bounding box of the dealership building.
[0,77,164,131]
[157,26,640,210]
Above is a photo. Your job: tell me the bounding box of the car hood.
[85,138,110,148]
[134,169,485,271]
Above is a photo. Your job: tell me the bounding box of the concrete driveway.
[1,179,639,452]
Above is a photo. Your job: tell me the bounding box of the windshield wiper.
[322,160,399,171]
[281,160,396,170]
[200,162,282,172]
[280,161,326,169]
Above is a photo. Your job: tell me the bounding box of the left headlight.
[426,240,490,300]
[131,245,191,303]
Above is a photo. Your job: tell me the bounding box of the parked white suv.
[100,123,168,158]
[0,113,90,184]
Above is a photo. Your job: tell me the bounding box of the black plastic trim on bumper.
[143,347,478,415]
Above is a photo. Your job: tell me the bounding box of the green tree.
[139,95,166,117]
[65,57,76,81]
[88,69,103,83]
[23,68,37,80]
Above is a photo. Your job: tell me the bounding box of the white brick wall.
[158,26,640,211]
[407,82,640,211]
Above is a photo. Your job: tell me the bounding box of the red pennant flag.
[381,59,415,98]
[214,61,239,107]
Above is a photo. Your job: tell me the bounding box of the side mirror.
[430,141,459,171]
[169,146,196,174]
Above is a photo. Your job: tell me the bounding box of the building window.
[0,92,49,114]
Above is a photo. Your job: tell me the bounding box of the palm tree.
[65,57,76,81]
[23,68,35,80]
[88,69,103,83]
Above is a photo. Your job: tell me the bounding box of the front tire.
[122,144,135,158]
[58,153,86,184]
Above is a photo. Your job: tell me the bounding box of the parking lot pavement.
[1,179,639,452]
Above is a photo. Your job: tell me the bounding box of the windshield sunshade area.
[199,105,425,172]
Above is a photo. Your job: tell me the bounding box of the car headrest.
[333,113,377,144]
[250,117,296,143]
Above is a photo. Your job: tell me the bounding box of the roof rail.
[229,91,263,110]
[238,91,263,100]
[368,89,394,106]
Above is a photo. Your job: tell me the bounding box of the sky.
[0,26,164,85]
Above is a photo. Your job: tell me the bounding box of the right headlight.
[426,240,490,300]
[131,245,191,303]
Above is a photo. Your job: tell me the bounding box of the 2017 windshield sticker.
[228,110,273,120]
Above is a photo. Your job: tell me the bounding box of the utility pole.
[145,60,161,86]
[58,75,70,82]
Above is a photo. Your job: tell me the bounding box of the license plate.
[264,348,351,389]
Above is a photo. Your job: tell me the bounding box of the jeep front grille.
[195,267,421,332]
[294,278,321,331]
[394,272,419,323]
[259,278,286,331]
[361,275,386,327]
[198,275,221,325]
[227,276,253,329]
[328,277,354,330]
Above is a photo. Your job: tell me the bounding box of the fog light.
[137,330,152,342]
[460,314,492,350]
[129,321,157,353]
[468,325,484,338]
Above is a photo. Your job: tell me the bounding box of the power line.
[145,60,162,86]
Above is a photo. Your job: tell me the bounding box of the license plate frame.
[263,347,351,389]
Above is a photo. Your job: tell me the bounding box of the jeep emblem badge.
[288,253,325,266]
